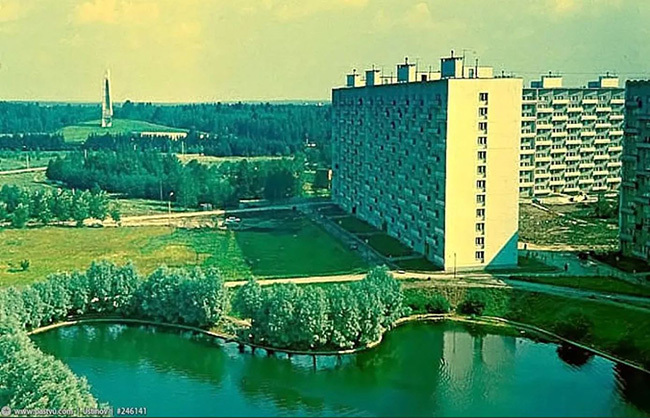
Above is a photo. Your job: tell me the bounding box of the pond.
[32,321,650,417]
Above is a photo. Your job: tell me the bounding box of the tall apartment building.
[519,75,625,198]
[620,81,650,263]
[332,55,522,271]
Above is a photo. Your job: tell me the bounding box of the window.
[478,136,487,146]
[479,122,488,132]
[478,151,487,161]
[475,237,484,245]
[476,208,485,218]
[479,107,488,117]
[476,194,485,204]
[476,223,485,232]
[476,180,486,189]
[477,165,486,175]
[479,92,488,102]
[475,251,485,262]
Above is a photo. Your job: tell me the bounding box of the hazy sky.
[0,0,648,102]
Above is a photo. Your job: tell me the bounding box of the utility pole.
[168,191,174,228]
[26,154,30,169]
[454,252,457,279]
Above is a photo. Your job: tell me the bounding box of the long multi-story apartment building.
[519,75,625,198]
[620,81,650,263]
[332,55,522,271]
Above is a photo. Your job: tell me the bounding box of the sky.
[0,0,649,102]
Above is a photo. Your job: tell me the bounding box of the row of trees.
[46,151,305,208]
[232,267,405,350]
[0,261,229,410]
[0,133,68,150]
[0,185,120,228]
[0,102,98,133]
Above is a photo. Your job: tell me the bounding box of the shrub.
[19,259,30,271]
[425,294,451,314]
[553,310,593,341]
[458,292,487,315]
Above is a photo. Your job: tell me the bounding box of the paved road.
[0,166,47,175]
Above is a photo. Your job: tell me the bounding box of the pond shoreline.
[28,315,650,374]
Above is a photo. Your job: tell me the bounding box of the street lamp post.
[168,191,174,228]
[454,252,457,279]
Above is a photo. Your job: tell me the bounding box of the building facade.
[620,81,650,262]
[519,76,625,198]
[332,56,522,271]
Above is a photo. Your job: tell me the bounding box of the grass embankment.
[58,119,187,143]
[511,276,650,298]
[1,211,368,287]
[593,252,650,274]
[0,171,54,191]
[403,285,650,368]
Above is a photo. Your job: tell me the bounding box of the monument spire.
[101,69,113,128]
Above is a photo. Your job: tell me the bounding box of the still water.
[32,321,650,417]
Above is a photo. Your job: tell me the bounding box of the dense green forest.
[0,133,68,150]
[46,151,306,207]
[0,101,332,161]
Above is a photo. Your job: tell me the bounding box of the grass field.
[511,275,650,298]
[366,234,414,258]
[519,203,618,250]
[335,215,378,234]
[0,171,56,191]
[57,119,187,142]
[0,151,69,171]
[0,211,368,287]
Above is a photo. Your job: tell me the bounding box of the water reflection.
[556,343,595,368]
[32,321,650,417]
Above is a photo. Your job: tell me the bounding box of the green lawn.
[395,257,442,271]
[0,171,56,191]
[0,151,69,171]
[233,211,368,278]
[1,211,368,287]
[58,119,187,143]
[593,252,650,273]
[510,275,650,298]
[366,234,414,258]
[335,215,378,234]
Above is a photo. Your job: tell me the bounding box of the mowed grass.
[233,210,368,278]
[0,226,196,287]
[0,171,56,191]
[0,151,70,171]
[58,119,187,142]
[0,211,369,287]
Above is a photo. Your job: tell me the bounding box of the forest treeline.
[46,151,307,208]
[0,101,331,162]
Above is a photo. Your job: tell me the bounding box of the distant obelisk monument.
[101,69,113,128]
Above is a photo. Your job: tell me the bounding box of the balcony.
[522,114,536,121]
[565,171,580,177]
[521,131,536,138]
[610,130,624,136]
[611,98,625,105]
[581,146,596,153]
[567,123,583,129]
[551,163,567,170]
[594,169,609,176]
[608,145,623,152]
[565,186,581,193]
[552,114,569,122]
[520,164,534,171]
[520,147,535,155]
[536,139,553,146]
[550,179,566,186]
[596,122,612,129]
[607,177,621,183]
[594,138,611,145]
[567,106,584,113]
[579,162,595,169]
[566,138,582,146]
[535,171,551,178]
[519,179,534,187]
[580,130,596,137]
[537,106,553,114]
[522,97,537,104]
[607,161,622,168]
[553,98,570,105]
[582,98,598,105]
[537,123,553,130]
[550,147,567,155]
[610,114,624,121]
[579,178,595,184]
[535,155,552,163]
[596,106,612,113]
[594,153,610,161]
[566,155,580,162]
[551,131,568,138]
[581,114,597,121]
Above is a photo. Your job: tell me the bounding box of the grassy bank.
[510,275,650,298]
[58,119,186,142]
[402,285,650,369]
